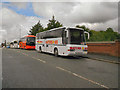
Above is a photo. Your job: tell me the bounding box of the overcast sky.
[0,0,119,43]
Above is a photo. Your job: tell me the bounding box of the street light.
[0,30,7,47]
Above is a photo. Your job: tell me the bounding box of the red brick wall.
[87,41,120,57]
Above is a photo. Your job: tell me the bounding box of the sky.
[0,0,119,43]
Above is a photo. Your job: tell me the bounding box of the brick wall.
[87,41,120,57]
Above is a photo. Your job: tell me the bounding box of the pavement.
[87,53,119,61]
[2,48,119,88]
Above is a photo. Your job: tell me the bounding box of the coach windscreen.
[26,37,35,46]
[69,29,86,45]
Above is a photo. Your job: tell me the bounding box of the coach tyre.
[54,48,58,57]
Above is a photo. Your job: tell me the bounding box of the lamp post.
[1,30,7,48]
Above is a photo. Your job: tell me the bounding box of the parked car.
[6,45,10,48]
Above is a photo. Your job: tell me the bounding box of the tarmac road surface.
[2,48,118,88]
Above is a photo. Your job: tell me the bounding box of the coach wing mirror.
[64,30,68,44]
[84,31,90,39]
[65,30,68,37]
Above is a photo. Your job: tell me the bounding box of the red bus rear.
[19,35,36,49]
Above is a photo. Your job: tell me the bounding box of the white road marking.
[20,52,46,63]
[14,50,46,63]
[32,57,46,63]
[56,66,109,89]
[6,49,111,89]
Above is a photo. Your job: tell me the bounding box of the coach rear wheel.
[54,49,58,57]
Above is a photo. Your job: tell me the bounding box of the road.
[2,48,118,88]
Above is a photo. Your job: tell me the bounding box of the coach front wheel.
[54,49,58,57]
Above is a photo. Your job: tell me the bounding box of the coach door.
[41,39,46,52]
[45,39,51,53]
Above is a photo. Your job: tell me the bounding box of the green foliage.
[76,25,89,32]
[29,16,63,36]
[76,25,119,42]
[116,34,120,40]
[46,15,63,30]
[106,27,114,32]
[89,27,119,41]
[29,21,44,36]
[29,16,119,42]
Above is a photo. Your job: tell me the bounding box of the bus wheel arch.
[54,48,58,57]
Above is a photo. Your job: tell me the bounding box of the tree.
[29,21,44,36]
[76,25,89,32]
[105,28,117,41]
[46,15,63,30]
[116,33,120,40]
[88,27,119,41]
[106,27,114,32]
